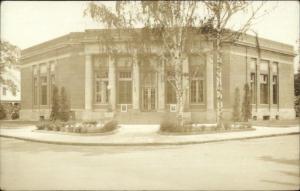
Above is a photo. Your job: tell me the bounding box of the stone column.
[206,52,214,111]
[108,55,116,110]
[182,56,189,110]
[85,54,93,110]
[269,61,272,111]
[206,52,215,121]
[256,58,260,111]
[132,52,140,110]
[157,59,165,111]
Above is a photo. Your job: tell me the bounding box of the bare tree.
[85,1,206,127]
[201,1,267,128]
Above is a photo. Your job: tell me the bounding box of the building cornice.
[21,29,296,63]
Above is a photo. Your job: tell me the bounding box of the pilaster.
[85,54,93,110]
[108,55,116,110]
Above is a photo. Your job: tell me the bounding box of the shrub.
[224,122,232,130]
[36,124,45,130]
[232,87,241,122]
[241,83,252,122]
[160,119,178,132]
[0,104,6,119]
[11,111,19,119]
[82,120,98,125]
[59,87,70,122]
[50,85,60,121]
[102,120,119,132]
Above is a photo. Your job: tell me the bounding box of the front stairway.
[115,112,176,124]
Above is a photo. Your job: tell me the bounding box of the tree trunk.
[216,33,224,129]
[176,93,184,128]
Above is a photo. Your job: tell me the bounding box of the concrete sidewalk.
[0,125,299,146]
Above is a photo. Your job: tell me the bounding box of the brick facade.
[19,30,296,122]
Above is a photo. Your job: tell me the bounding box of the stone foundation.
[20,108,295,122]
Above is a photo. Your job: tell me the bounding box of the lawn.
[252,118,300,127]
[0,120,39,128]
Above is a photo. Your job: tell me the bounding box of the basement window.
[263,116,270,120]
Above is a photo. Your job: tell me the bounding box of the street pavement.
[0,135,299,190]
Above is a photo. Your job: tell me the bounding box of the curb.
[0,132,299,146]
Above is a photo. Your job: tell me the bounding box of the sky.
[1,1,299,71]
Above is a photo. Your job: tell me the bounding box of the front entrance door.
[142,87,156,111]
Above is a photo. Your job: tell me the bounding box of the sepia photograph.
[0,1,299,190]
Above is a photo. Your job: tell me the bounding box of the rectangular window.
[2,87,7,96]
[166,80,177,104]
[33,77,38,105]
[118,71,132,104]
[249,58,257,104]
[40,76,48,105]
[190,79,204,103]
[260,74,268,104]
[50,75,55,104]
[95,71,109,104]
[189,62,205,104]
[250,73,256,104]
[273,75,278,104]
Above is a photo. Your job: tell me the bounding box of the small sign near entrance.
[170,104,177,112]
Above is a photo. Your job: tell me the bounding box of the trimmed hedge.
[36,120,119,134]
[160,120,252,133]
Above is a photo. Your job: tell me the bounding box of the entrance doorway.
[142,87,156,111]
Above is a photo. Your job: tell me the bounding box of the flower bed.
[159,120,254,135]
[35,120,119,135]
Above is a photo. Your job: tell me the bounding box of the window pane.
[250,73,256,104]
[41,85,47,105]
[166,81,176,104]
[260,60,269,72]
[272,62,278,73]
[3,87,6,95]
[260,84,268,104]
[118,81,132,104]
[33,78,38,105]
[40,64,48,74]
[250,58,257,71]
[273,76,278,104]
[197,80,204,103]
[191,80,196,103]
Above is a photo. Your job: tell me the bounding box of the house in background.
[19,29,296,123]
[0,65,21,118]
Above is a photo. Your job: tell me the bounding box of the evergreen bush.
[0,104,6,119]
[50,85,60,121]
[241,83,252,122]
[232,87,241,122]
[59,87,70,121]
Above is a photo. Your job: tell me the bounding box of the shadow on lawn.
[259,155,300,166]
[261,179,299,187]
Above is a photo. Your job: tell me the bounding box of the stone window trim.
[189,58,206,105]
